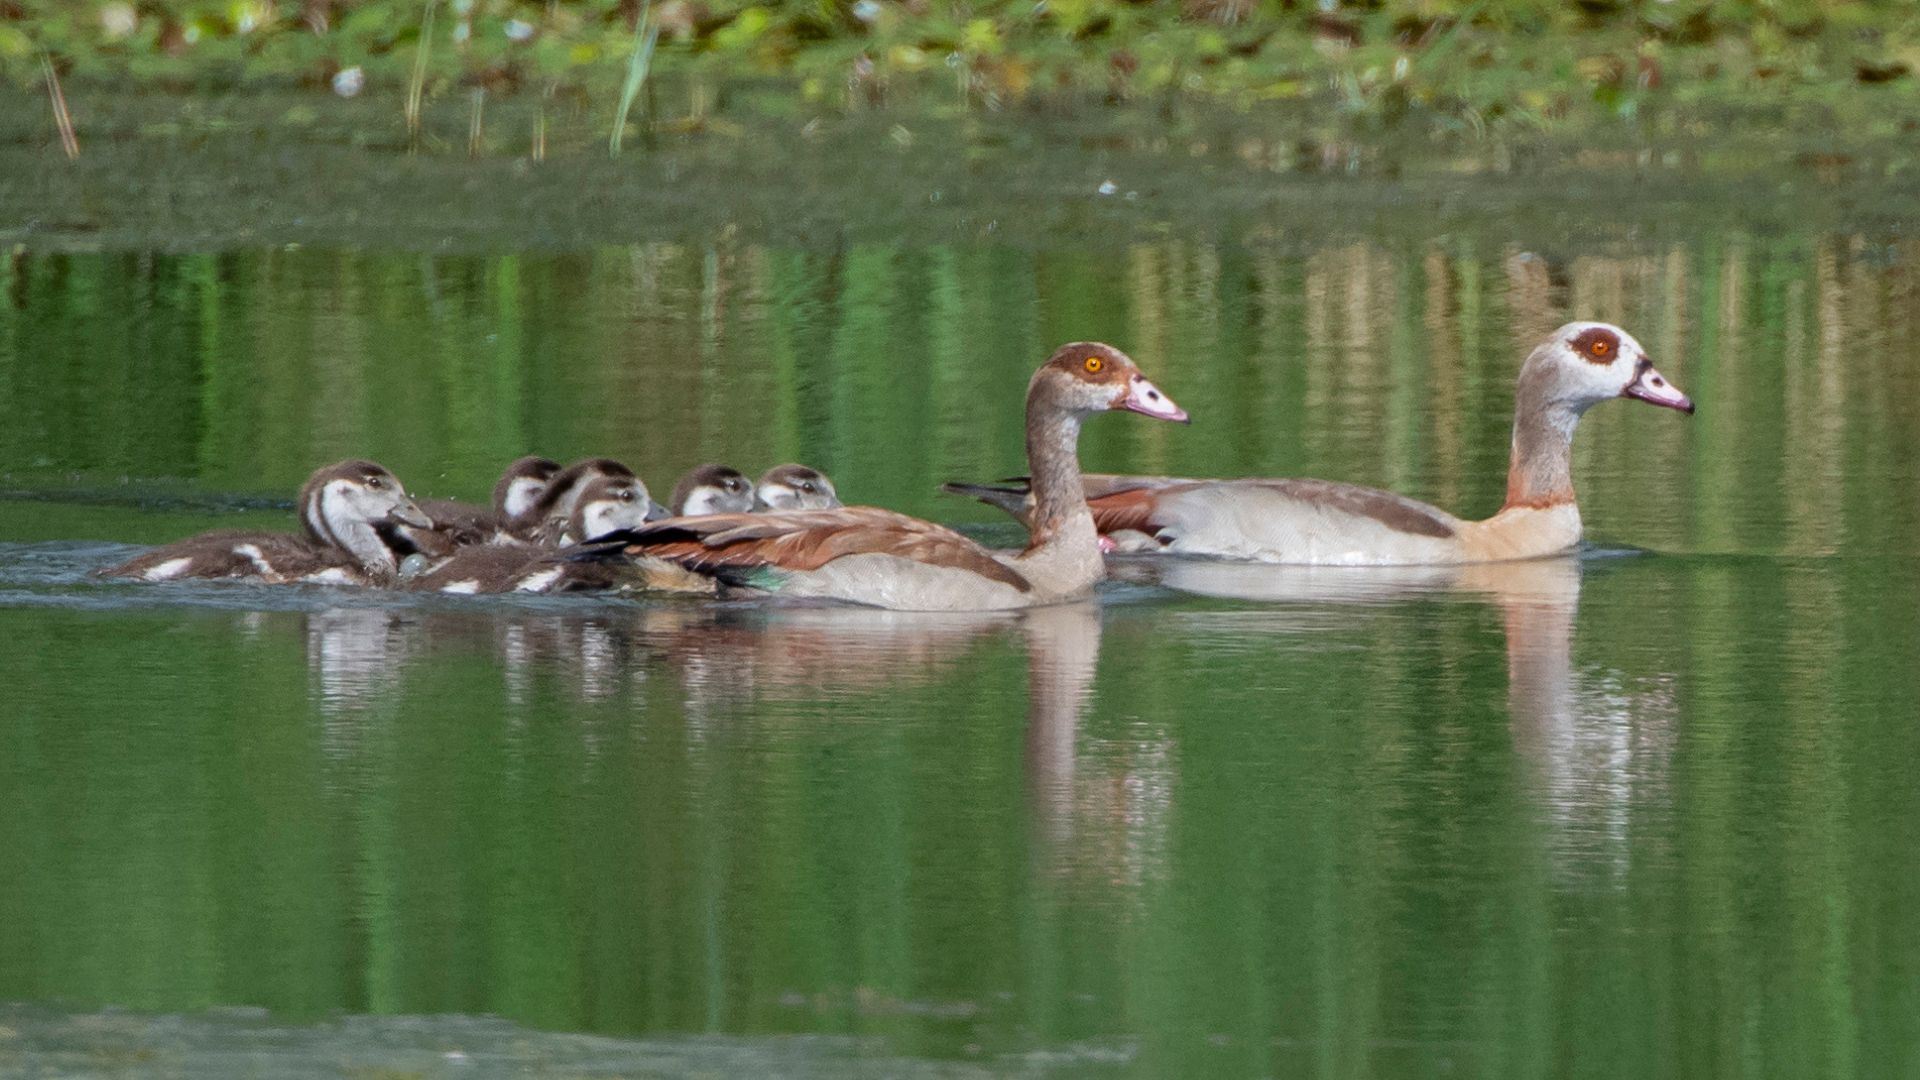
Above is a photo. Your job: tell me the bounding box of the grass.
[0,0,1916,154]
[610,0,661,157]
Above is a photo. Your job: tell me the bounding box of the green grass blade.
[609,2,659,160]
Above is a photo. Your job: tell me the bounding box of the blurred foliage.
[0,0,1916,134]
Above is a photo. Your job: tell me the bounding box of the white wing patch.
[439,580,482,595]
[233,544,275,575]
[143,557,194,581]
[514,568,564,593]
[302,567,356,585]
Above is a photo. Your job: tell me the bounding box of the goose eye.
[1083,355,1104,374]
[1591,339,1611,357]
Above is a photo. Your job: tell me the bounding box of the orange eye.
[1591,339,1611,357]
[1083,356,1105,374]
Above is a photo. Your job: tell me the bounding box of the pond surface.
[2,168,1919,1078]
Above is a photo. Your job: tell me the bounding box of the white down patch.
[143,557,195,582]
[514,568,564,593]
[233,544,275,576]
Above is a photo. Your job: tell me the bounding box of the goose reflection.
[656,606,1018,703]
[304,606,416,717]
[1018,602,1176,891]
[1120,555,1675,883]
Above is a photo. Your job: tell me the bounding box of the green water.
[2,196,1919,1078]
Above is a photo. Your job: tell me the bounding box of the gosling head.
[755,464,842,511]
[570,474,662,542]
[493,456,563,521]
[671,464,756,516]
[299,459,431,544]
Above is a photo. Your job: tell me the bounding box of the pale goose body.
[583,343,1188,611]
[950,322,1692,566]
[100,460,431,586]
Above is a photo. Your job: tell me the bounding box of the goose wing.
[595,507,1032,592]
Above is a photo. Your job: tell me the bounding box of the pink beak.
[1623,361,1695,414]
[1120,374,1189,423]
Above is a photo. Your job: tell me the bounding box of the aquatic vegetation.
[0,0,1914,143]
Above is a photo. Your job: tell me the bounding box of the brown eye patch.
[1569,326,1620,364]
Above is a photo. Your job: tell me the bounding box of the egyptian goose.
[578,343,1187,611]
[948,322,1692,565]
[399,455,562,556]
[670,464,757,516]
[409,474,666,594]
[754,464,842,511]
[99,460,432,586]
[515,457,651,546]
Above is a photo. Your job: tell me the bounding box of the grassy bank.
[2,0,1917,146]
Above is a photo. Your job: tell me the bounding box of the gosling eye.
[365,476,385,489]
[800,482,816,494]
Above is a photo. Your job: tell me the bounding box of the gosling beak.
[1622,359,1695,414]
[1120,374,1189,423]
[643,500,673,522]
[390,499,434,529]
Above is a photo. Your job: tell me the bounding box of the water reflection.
[1126,554,1681,885]
[1015,603,1176,898]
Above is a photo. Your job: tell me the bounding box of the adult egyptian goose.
[100,460,432,586]
[579,343,1187,611]
[400,455,562,556]
[670,464,757,516]
[409,473,666,594]
[754,464,842,511]
[947,322,1692,565]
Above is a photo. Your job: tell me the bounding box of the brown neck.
[1024,404,1089,549]
[1502,378,1581,511]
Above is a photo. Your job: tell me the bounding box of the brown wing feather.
[1087,487,1170,536]
[625,508,1031,592]
[1233,479,1457,538]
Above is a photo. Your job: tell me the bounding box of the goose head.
[298,460,431,541]
[493,456,563,520]
[755,464,842,511]
[571,474,663,541]
[1029,342,1188,423]
[1522,322,1695,417]
[298,460,430,573]
[671,464,756,516]
[534,457,637,524]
